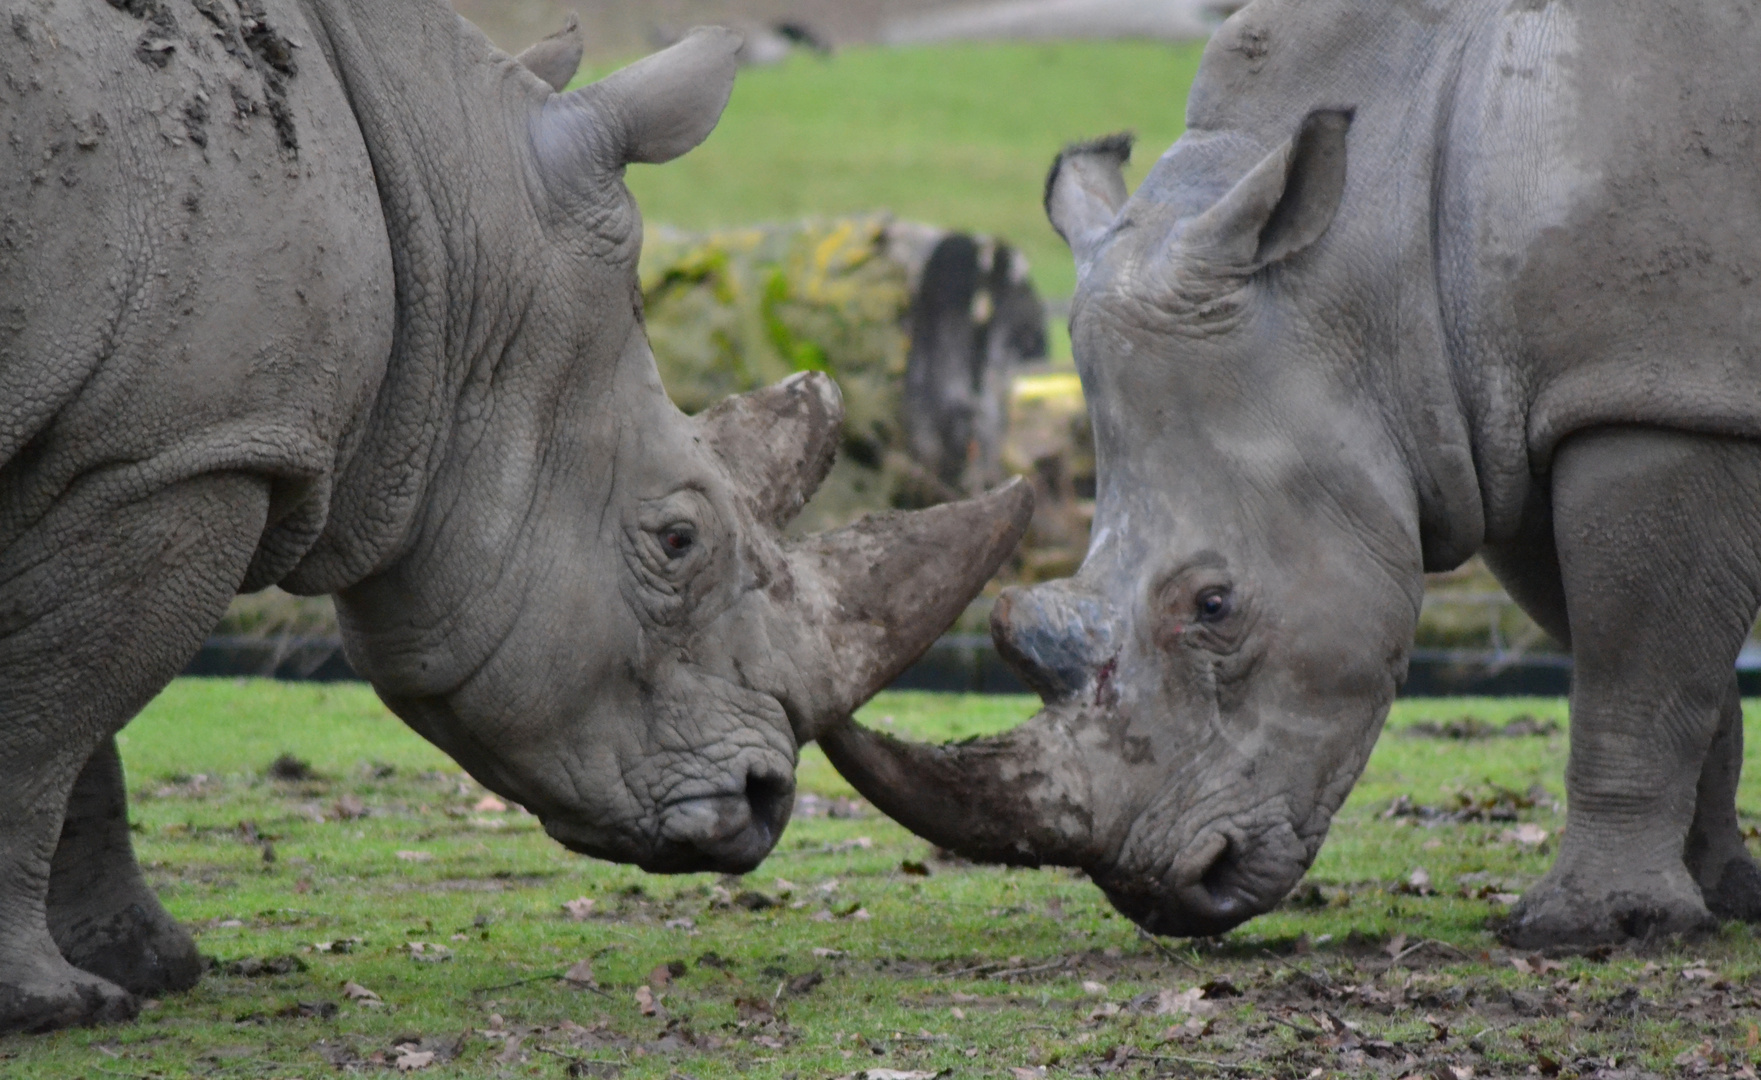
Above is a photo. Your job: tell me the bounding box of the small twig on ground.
[1259,948,1335,991]
[930,961,1007,980]
[1145,1053,1266,1074]
[990,958,1070,980]
[1390,938,1474,965]
[1138,928,1206,973]
[470,971,610,997]
[1265,1013,1324,1040]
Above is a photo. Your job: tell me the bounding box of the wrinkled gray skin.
[824,0,1761,949]
[0,0,1030,1034]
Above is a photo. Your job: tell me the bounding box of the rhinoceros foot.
[1699,854,1761,923]
[1498,876,1717,951]
[53,899,202,998]
[0,956,138,1035]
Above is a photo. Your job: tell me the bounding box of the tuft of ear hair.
[1044,132,1134,268]
[515,13,585,93]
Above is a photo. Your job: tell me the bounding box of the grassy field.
[7,683,1761,1078]
[603,41,1206,305]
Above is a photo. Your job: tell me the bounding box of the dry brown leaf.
[561,897,596,921]
[1153,987,1214,1017]
[393,1048,435,1071]
[1501,823,1549,846]
[473,794,508,813]
[635,985,658,1016]
[563,959,597,989]
[340,980,381,1004]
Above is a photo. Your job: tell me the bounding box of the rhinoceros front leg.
[1498,427,1761,949]
[47,738,201,997]
[0,472,268,1033]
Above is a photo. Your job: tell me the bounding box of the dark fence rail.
[184,634,1761,697]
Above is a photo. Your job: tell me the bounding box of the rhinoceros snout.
[650,767,795,874]
[990,582,1116,703]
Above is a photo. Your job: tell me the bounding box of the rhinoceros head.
[822,112,1433,934]
[324,29,1031,876]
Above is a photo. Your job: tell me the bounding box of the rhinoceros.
[824,0,1761,949]
[0,0,1030,1033]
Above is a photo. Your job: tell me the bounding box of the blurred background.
[221,0,1561,679]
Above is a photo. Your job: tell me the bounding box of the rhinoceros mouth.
[542,767,795,875]
[1094,826,1303,938]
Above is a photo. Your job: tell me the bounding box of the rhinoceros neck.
[281,0,550,594]
[1184,0,1498,569]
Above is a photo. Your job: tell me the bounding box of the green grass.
[7,683,1761,1077]
[607,41,1206,304]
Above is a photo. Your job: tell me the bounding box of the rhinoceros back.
[0,0,392,583]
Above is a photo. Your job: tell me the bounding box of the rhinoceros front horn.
[818,706,1101,867]
[802,478,1035,712]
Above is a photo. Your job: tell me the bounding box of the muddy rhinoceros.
[824,0,1761,949]
[0,0,1030,1033]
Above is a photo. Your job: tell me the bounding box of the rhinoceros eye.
[1196,588,1231,622]
[659,525,696,558]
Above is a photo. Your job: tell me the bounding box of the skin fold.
[0,0,1029,1034]
[822,0,1761,949]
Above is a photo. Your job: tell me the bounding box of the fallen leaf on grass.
[1675,1041,1726,1070]
[562,897,596,920]
[393,1048,435,1071]
[1509,955,1563,975]
[812,947,847,959]
[473,794,508,812]
[1081,980,1108,997]
[1159,1016,1212,1041]
[1396,867,1434,895]
[563,960,597,989]
[394,850,432,863]
[634,985,658,1016]
[1681,963,1719,981]
[341,980,382,1006]
[405,942,451,963]
[1501,823,1549,846]
[494,1033,525,1064]
[1153,987,1215,1017]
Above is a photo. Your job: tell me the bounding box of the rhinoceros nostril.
[742,770,792,847]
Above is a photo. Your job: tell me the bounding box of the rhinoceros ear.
[1183,109,1352,272]
[1044,132,1133,268]
[514,13,584,93]
[536,26,739,182]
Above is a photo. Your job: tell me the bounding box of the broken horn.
[698,371,845,527]
[817,706,1100,867]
